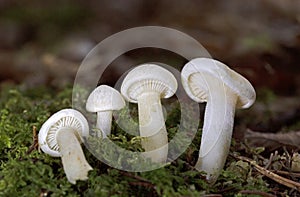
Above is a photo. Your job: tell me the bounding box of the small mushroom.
[86,85,125,138]
[121,64,177,163]
[38,109,92,184]
[181,58,256,183]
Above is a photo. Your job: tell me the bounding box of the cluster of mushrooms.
[38,57,256,184]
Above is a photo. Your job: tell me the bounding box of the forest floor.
[0,0,300,196]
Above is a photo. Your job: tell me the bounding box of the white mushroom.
[121,64,177,163]
[38,109,92,184]
[86,85,125,138]
[181,58,256,183]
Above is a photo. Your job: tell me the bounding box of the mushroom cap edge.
[121,63,178,103]
[86,85,125,112]
[181,58,256,109]
[38,108,89,157]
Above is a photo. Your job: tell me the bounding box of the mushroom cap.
[38,109,89,157]
[181,58,256,108]
[121,64,178,103]
[86,85,125,112]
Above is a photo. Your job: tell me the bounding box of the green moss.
[0,84,271,196]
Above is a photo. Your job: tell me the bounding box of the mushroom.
[38,109,92,184]
[181,58,256,183]
[121,64,177,163]
[86,85,125,138]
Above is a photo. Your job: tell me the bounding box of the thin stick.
[239,190,276,197]
[272,170,300,178]
[232,154,300,191]
[120,171,155,187]
[265,151,277,169]
[27,126,39,154]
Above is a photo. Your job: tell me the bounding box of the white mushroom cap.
[38,109,89,157]
[121,64,178,103]
[181,58,256,108]
[86,85,125,112]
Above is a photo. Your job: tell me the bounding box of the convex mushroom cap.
[121,64,177,102]
[181,58,256,108]
[86,85,125,113]
[86,85,125,137]
[39,109,89,157]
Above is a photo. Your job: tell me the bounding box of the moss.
[0,84,272,196]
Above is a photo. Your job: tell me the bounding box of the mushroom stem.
[137,91,168,163]
[194,73,237,183]
[96,111,113,138]
[56,128,93,184]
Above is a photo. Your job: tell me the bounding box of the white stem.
[96,111,113,138]
[56,128,93,184]
[194,74,237,183]
[137,91,168,163]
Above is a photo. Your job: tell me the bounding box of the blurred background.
[0,0,300,146]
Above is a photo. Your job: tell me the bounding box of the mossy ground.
[0,84,298,196]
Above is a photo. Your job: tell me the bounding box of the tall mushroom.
[86,85,125,138]
[181,58,256,183]
[121,64,177,163]
[38,109,92,184]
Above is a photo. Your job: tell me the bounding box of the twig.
[281,147,292,171]
[272,170,300,178]
[120,171,155,188]
[239,190,276,197]
[265,151,277,169]
[217,186,237,194]
[231,154,300,191]
[171,159,198,171]
[27,126,39,154]
[128,181,155,188]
